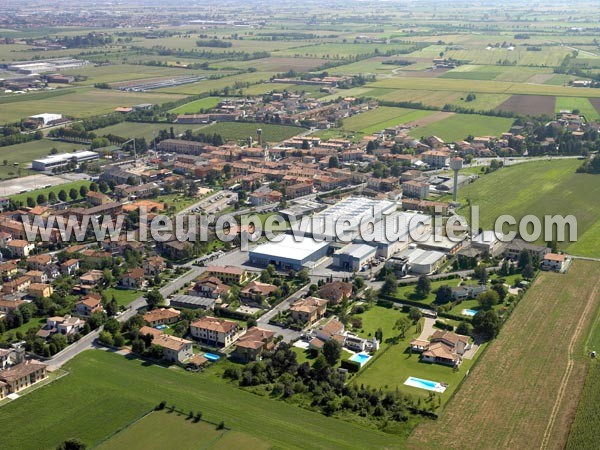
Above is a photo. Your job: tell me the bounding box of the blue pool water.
[408,377,437,389]
[204,353,220,361]
[155,324,168,330]
[350,352,371,365]
[463,309,478,316]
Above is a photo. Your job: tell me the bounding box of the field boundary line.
[540,277,600,450]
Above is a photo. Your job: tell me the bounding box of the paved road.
[256,284,309,343]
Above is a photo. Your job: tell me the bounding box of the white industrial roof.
[250,233,329,261]
[33,150,99,165]
[400,248,445,266]
[335,243,377,259]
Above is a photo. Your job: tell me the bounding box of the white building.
[398,248,445,274]
[333,243,377,271]
[32,150,99,171]
[249,234,329,271]
[29,113,63,126]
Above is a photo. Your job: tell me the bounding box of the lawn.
[93,122,206,142]
[0,317,46,343]
[103,288,142,308]
[96,409,269,450]
[0,351,404,450]
[197,122,304,143]
[408,260,600,450]
[169,97,221,114]
[407,113,513,142]
[455,160,600,255]
[555,97,600,122]
[340,107,435,134]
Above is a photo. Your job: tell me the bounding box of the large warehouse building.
[333,243,377,272]
[32,150,99,171]
[249,234,329,271]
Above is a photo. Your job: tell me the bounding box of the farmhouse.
[289,296,327,325]
[189,276,231,299]
[231,327,275,362]
[0,361,47,396]
[317,281,353,305]
[153,335,194,364]
[190,316,240,347]
[204,266,250,285]
[541,253,566,272]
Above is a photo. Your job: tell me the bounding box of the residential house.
[143,256,166,276]
[0,361,47,396]
[240,281,278,305]
[402,180,430,199]
[317,281,353,305]
[24,270,48,284]
[204,266,250,285]
[153,334,194,363]
[190,316,240,347]
[79,270,104,288]
[120,268,147,289]
[60,259,80,276]
[2,276,31,294]
[27,283,53,299]
[86,190,113,206]
[0,261,18,279]
[289,296,328,325]
[0,299,25,314]
[411,330,471,367]
[231,327,275,362]
[504,240,550,262]
[7,240,35,258]
[26,253,53,271]
[450,284,488,301]
[75,294,103,317]
[36,315,85,340]
[143,308,180,326]
[189,277,230,300]
[541,253,566,272]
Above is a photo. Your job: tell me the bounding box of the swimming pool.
[155,324,168,330]
[462,309,478,317]
[204,353,220,362]
[350,352,371,366]
[404,376,447,393]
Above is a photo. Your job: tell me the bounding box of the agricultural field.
[96,410,269,450]
[154,72,277,95]
[455,159,600,255]
[340,107,435,134]
[408,260,600,450]
[93,122,205,142]
[555,97,600,121]
[211,56,327,72]
[495,94,556,116]
[274,42,417,59]
[168,96,221,114]
[197,122,304,143]
[0,88,184,123]
[0,351,403,450]
[407,113,514,142]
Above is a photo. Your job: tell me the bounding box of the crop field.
[168,96,221,114]
[408,260,600,450]
[450,93,512,111]
[96,410,269,450]
[495,94,556,116]
[366,87,463,107]
[197,122,304,143]
[441,65,555,83]
[0,351,403,450]
[0,88,184,123]
[555,97,600,121]
[212,56,327,72]
[93,121,206,142]
[340,107,435,134]
[407,114,513,141]
[456,159,600,255]
[368,77,600,98]
[274,42,417,59]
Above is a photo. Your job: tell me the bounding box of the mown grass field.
[407,113,513,141]
[93,121,204,142]
[168,96,221,114]
[408,260,600,450]
[96,409,270,450]
[198,122,304,143]
[0,351,404,450]
[340,107,435,134]
[0,88,184,123]
[455,160,600,255]
[555,97,600,121]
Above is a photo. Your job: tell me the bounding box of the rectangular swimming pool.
[204,353,220,361]
[350,352,371,366]
[462,309,478,317]
[404,376,447,393]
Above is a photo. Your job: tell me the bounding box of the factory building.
[32,151,99,171]
[249,234,329,271]
[333,243,377,272]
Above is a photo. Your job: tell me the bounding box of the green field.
[155,72,277,95]
[93,122,206,142]
[0,139,84,179]
[0,88,184,123]
[0,351,403,450]
[455,159,600,255]
[103,288,141,308]
[97,410,269,450]
[198,122,304,143]
[555,97,600,121]
[340,107,435,134]
[169,97,221,114]
[407,113,513,141]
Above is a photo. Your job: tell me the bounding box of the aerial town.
[0,1,599,449]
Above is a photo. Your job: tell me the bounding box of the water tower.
[450,156,463,203]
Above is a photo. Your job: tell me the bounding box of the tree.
[145,289,164,309]
[322,339,341,366]
[434,285,452,304]
[477,290,499,310]
[58,189,68,202]
[522,264,535,279]
[328,155,340,168]
[37,193,47,205]
[69,188,78,201]
[56,438,87,450]
[98,330,114,346]
[89,182,99,192]
[394,316,411,339]
[472,310,500,340]
[79,185,89,197]
[456,321,473,336]
[48,191,57,203]
[375,327,383,342]
[26,196,36,208]
[408,306,422,323]
[473,265,488,284]
[380,273,397,297]
[415,275,431,299]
